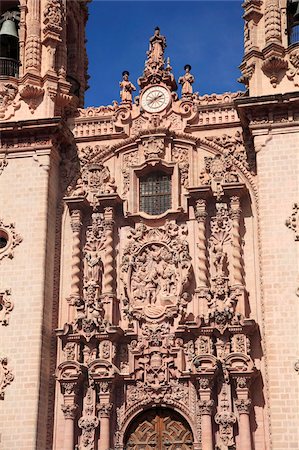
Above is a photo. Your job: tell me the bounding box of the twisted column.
[230,196,243,287]
[70,209,83,302]
[195,199,208,289]
[103,207,115,294]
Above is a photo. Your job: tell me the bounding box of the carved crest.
[82,163,116,197]
[121,221,192,321]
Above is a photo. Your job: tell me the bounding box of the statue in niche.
[178,64,195,97]
[120,71,136,103]
[84,229,103,286]
[147,26,166,67]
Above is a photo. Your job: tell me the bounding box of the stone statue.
[178,65,195,97]
[147,27,166,67]
[120,71,136,103]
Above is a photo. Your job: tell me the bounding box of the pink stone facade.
[0,1,298,449]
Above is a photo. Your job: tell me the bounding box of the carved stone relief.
[0,153,8,176]
[0,289,14,326]
[172,146,189,187]
[0,218,23,261]
[0,357,14,399]
[199,154,239,200]
[286,203,299,241]
[121,221,192,322]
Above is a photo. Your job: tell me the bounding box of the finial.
[120,71,136,104]
[178,65,195,98]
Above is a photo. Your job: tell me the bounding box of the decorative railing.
[0,57,19,77]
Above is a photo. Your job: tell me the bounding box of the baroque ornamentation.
[82,164,116,199]
[43,0,62,35]
[61,403,78,419]
[138,27,177,91]
[0,289,14,326]
[122,150,139,195]
[235,398,252,414]
[0,218,23,261]
[141,137,164,160]
[78,388,99,449]
[215,387,236,450]
[199,154,239,200]
[199,202,243,331]
[0,153,8,175]
[172,146,189,187]
[0,82,18,119]
[286,203,299,241]
[0,357,14,399]
[121,221,192,322]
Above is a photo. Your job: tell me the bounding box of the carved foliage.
[121,221,192,321]
[286,203,299,241]
[0,289,14,326]
[0,357,14,399]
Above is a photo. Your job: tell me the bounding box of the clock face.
[141,86,171,113]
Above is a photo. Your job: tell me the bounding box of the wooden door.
[125,407,194,449]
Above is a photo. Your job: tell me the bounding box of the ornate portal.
[125,408,194,449]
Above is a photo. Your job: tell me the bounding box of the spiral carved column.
[230,196,243,287]
[70,209,83,302]
[195,199,209,317]
[195,199,208,288]
[103,207,115,294]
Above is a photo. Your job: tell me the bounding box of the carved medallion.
[121,221,192,321]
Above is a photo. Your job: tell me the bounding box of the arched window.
[139,171,171,215]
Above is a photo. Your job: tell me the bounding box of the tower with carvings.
[0,2,298,450]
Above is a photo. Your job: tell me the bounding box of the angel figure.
[120,71,136,103]
[179,64,195,97]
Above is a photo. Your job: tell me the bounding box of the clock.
[141,85,171,113]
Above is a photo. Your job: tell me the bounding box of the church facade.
[0,1,298,449]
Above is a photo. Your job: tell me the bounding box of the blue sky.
[85,1,244,107]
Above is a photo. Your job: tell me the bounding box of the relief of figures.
[121,222,192,321]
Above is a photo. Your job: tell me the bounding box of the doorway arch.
[124,407,194,449]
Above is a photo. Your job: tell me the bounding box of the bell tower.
[239,0,299,94]
[0,1,90,449]
[237,1,299,449]
[0,0,89,120]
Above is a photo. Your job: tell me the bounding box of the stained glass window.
[139,171,171,215]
